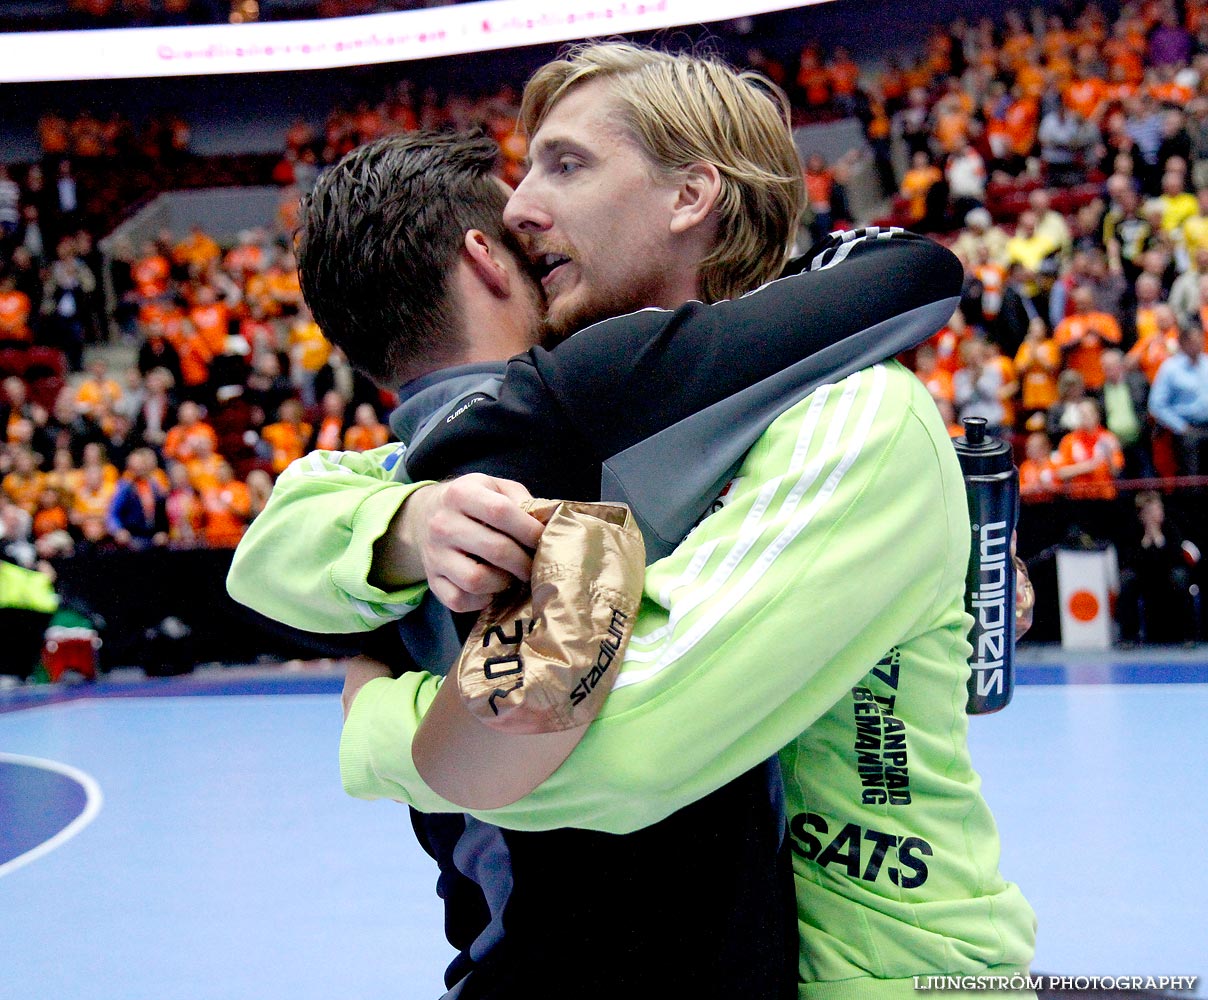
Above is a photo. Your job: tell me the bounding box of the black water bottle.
[954,417,1019,715]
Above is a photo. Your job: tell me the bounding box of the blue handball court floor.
[2,649,1205,1000]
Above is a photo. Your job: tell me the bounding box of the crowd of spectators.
[831,2,1208,514]
[4,0,1208,661]
[1,217,390,571]
[806,0,1208,642]
[270,80,529,192]
[1,55,531,581]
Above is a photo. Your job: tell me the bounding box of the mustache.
[522,235,576,267]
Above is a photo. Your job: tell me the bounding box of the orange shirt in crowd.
[0,290,32,341]
[804,168,833,210]
[796,48,831,107]
[1056,427,1124,500]
[975,263,1007,321]
[925,29,953,72]
[1020,456,1061,502]
[901,164,943,222]
[314,415,344,452]
[933,106,971,153]
[878,66,906,104]
[202,480,251,548]
[139,300,181,330]
[927,325,972,377]
[43,467,76,499]
[185,454,225,493]
[5,412,29,444]
[1043,27,1073,58]
[918,367,955,404]
[1046,51,1075,90]
[168,327,214,388]
[1001,32,1035,68]
[266,269,302,311]
[132,254,171,299]
[866,99,892,141]
[828,55,860,97]
[223,243,264,277]
[33,505,69,539]
[173,232,221,271]
[289,319,331,373]
[1104,39,1145,84]
[1014,337,1062,411]
[163,422,218,464]
[189,302,231,356]
[244,272,280,318]
[38,113,70,154]
[75,377,123,415]
[71,479,116,522]
[261,420,312,475]
[1053,311,1122,389]
[1003,96,1040,155]
[989,353,1019,429]
[902,61,933,93]
[1130,326,1182,384]
[69,464,119,495]
[1135,304,1163,344]
[1064,77,1105,119]
[2,469,43,513]
[1103,82,1138,109]
[1015,62,1048,99]
[344,424,389,452]
[1149,80,1193,106]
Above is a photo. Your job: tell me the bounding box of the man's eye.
[557,159,581,175]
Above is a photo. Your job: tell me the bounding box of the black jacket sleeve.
[406,229,961,498]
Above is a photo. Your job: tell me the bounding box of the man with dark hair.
[232,43,1033,1000]
[297,133,540,386]
[106,448,169,550]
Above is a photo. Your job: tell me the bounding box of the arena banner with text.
[0,0,833,83]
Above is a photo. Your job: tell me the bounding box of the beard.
[540,283,659,343]
[524,232,672,344]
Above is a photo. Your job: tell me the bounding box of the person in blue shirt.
[1148,324,1208,475]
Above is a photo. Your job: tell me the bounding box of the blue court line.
[0,753,103,877]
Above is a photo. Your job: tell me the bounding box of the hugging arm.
[227,228,961,631]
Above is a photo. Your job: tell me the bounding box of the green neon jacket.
[233,362,1036,997]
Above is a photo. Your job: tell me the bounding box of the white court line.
[0,753,103,879]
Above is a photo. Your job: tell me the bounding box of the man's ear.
[668,161,722,235]
[462,229,511,297]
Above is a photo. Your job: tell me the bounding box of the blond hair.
[520,43,805,302]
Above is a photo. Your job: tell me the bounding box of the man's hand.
[341,656,393,721]
[371,473,546,613]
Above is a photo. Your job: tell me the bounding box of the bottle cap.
[954,417,1012,476]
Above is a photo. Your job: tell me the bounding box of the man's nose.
[503,177,552,235]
